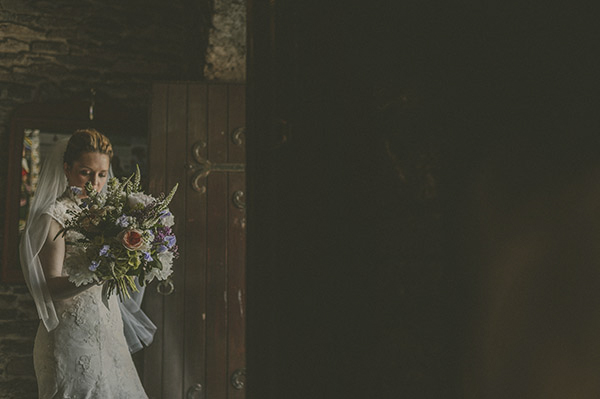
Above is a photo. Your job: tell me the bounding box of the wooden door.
[246,1,455,398]
[143,82,246,399]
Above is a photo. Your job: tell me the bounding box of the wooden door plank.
[144,82,168,398]
[162,84,188,399]
[228,84,246,164]
[227,172,246,399]
[206,84,230,399]
[184,83,209,397]
[227,84,247,399]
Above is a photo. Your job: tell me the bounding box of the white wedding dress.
[33,193,148,399]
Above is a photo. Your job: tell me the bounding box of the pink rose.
[121,229,144,250]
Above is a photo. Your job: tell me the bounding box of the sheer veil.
[20,137,68,331]
[19,136,156,353]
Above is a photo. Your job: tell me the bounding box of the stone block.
[16,301,37,321]
[112,59,171,75]
[30,40,69,54]
[0,320,38,338]
[0,377,38,398]
[0,53,23,68]
[74,25,122,44]
[9,285,31,296]
[0,22,43,39]
[54,54,115,69]
[4,13,38,27]
[3,83,35,102]
[0,38,29,53]
[0,294,17,308]
[5,356,34,376]
[13,63,70,77]
[47,27,79,40]
[69,69,102,80]
[0,339,34,356]
[0,308,18,321]
[36,82,62,102]
[0,0,41,14]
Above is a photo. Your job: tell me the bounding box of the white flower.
[127,192,155,209]
[161,209,175,227]
[65,248,99,286]
[158,250,174,266]
[144,251,174,283]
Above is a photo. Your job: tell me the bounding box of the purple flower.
[156,226,173,239]
[99,245,110,257]
[159,210,172,218]
[117,215,130,228]
[157,245,168,253]
[165,235,176,248]
[142,251,153,261]
[89,260,100,271]
[70,186,83,196]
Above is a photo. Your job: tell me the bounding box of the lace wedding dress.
[33,192,148,399]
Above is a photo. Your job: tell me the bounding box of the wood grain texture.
[162,84,188,399]
[205,84,229,399]
[227,84,246,399]
[143,83,168,398]
[183,83,209,397]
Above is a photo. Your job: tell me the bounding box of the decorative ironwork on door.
[187,128,246,193]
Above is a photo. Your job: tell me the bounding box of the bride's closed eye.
[79,170,107,177]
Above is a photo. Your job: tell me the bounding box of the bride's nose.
[90,174,99,187]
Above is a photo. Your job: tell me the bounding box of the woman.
[20,129,151,398]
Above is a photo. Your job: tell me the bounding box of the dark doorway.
[246,1,600,399]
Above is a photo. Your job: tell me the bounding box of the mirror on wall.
[3,97,147,283]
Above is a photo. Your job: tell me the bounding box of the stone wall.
[0,1,213,397]
[204,0,246,81]
[0,284,38,398]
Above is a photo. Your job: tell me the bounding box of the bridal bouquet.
[58,167,179,302]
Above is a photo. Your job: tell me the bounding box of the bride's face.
[64,151,111,195]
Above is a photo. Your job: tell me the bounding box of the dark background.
[247,1,600,398]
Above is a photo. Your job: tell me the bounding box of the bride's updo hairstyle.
[63,128,113,166]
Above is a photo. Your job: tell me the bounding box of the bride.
[20,129,153,398]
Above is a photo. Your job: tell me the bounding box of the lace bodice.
[44,189,81,227]
[34,192,148,399]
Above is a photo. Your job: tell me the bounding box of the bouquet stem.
[100,276,140,308]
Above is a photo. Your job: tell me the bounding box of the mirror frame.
[2,97,147,283]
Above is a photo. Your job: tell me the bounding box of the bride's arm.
[38,218,95,300]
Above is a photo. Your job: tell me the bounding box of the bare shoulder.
[39,218,66,278]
